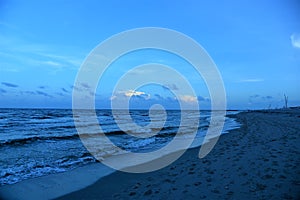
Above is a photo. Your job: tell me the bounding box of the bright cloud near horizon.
[0,0,299,109]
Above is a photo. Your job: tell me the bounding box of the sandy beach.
[1,109,300,199]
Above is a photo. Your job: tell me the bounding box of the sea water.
[0,109,240,185]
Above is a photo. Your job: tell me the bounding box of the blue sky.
[0,0,299,109]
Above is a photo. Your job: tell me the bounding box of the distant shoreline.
[0,107,241,111]
[1,106,299,111]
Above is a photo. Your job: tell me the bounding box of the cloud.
[81,82,91,89]
[291,33,300,48]
[36,90,52,97]
[36,52,82,67]
[55,92,65,96]
[166,96,177,102]
[197,95,210,102]
[130,94,148,100]
[162,84,178,91]
[89,91,96,96]
[249,94,260,103]
[110,95,117,100]
[61,88,68,93]
[70,83,96,97]
[38,86,47,89]
[239,79,264,83]
[41,60,62,67]
[0,88,7,93]
[124,90,146,97]
[112,90,151,100]
[262,95,273,100]
[179,95,197,103]
[153,94,180,103]
[154,94,164,100]
[249,94,273,103]
[70,85,82,92]
[24,91,36,95]
[0,66,20,73]
[0,33,83,75]
[1,82,18,87]
[250,94,260,98]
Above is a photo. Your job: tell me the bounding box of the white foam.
[0,163,115,200]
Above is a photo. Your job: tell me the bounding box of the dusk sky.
[0,0,299,109]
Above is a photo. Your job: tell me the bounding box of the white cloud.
[124,90,146,97]
[110,95,117,100]
[0,33,84,72]
[291,33,300,48]
[37,52,83,67]
[41,60,62,67]
[112,90,151,100]
[179,95,197,103]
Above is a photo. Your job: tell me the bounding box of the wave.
[0,130,146,146]
[0,152,95,186]
[0,122,210,147]
[150,126,177,132]
[31,115,54,120]
[31,112,71,119]
[104,130,127,135]
[42,125,75,130]
[0,134,80,146]
[156,132,176,138]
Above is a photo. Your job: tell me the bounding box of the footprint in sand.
[211,189,220,194]
[133,182,141,189]
[194,182,201,186]
[129,191,136,196]
[144,189,152,196]
[163,178,174,183]
[262,174,272,180]
[206,177,212,182]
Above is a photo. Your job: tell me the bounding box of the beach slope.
[56,109,300,199]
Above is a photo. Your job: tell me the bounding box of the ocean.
[0,108,240,186]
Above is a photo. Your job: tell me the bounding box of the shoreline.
[0,114,238,199]
[1,109,299,199]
